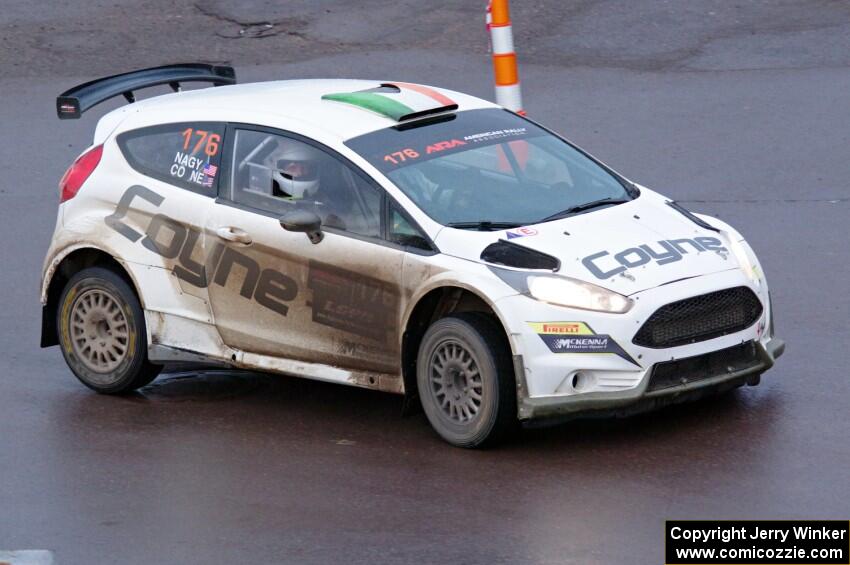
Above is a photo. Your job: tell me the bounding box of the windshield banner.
[345,108,542,174]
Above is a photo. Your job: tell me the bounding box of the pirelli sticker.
[527,322,639,366]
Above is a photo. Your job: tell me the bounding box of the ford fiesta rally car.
[42,64,784,447]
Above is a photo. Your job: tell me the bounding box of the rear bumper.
[516,337,784,423]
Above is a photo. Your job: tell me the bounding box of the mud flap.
[41,304,58,348]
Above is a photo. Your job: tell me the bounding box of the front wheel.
[57,266,161,394]
[416,313,516,448]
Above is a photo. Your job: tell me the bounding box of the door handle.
[216,226,253,245]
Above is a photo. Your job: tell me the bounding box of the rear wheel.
[57,267,160,394]
[416,313,516,448]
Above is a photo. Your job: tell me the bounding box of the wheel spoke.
[68,288,132,373]
[428,338,486,425]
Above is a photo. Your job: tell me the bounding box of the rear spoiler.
[56,63,236,119]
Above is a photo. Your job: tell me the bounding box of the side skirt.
[146,311,405,395]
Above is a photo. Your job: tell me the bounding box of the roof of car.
[109,79,498,141]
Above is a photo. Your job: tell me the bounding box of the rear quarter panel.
[43,137,212,326]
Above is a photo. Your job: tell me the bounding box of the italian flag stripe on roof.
[322,92,413,121]
[322,82,457,121]
[388,82,456,107]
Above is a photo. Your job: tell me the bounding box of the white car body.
[42,73,784,423]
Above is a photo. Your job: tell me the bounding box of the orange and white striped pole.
[486,0,524,114]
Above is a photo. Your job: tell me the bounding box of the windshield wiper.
[447,221,524,231]
[538,197,630,223]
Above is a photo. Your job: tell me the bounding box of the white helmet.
[271,143,322,198]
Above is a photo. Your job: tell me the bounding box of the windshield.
[345,109,633,227]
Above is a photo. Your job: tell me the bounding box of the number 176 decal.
[181,128,221,157]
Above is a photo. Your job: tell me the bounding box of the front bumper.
[494,267,784,422]
[515,337,784,422]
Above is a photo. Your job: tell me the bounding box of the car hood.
[432,192,741,295]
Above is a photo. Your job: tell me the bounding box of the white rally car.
[42,64,784,447]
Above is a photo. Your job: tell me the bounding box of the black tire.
[57,266,161,394]
[416,312,516,448]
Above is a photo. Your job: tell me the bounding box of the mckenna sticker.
[506,227,538,239]
[527,321,639,365]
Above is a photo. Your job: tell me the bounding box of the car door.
[203,125,406,373]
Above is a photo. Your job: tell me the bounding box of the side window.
[389,202,432,251]
[229,129,381,238]
[118,122,224,196]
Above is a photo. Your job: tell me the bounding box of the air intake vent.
[647,341,762,392]
[633,286,762,348]
[480,240,560,271]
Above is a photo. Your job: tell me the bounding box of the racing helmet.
[272,143,322,198]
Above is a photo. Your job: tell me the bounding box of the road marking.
[0,551,54,565]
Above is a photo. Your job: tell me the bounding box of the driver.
[270,142,322,199]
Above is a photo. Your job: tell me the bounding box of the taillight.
[59,144,103,203]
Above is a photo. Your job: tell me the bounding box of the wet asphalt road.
[1,1,849,564]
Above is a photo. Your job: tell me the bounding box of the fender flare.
[41,242,145,307]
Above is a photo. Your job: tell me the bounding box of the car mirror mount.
[280,210,323,244]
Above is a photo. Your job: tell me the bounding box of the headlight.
[527,275,633,313]
[727,238,761,286]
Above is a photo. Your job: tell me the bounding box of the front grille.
[633,286,763,348]
[647,341,761,392]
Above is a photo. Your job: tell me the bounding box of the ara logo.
[425,139,466,154]
[506,227,538,239]
[105,185,298,317]
[581,237,728,280]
